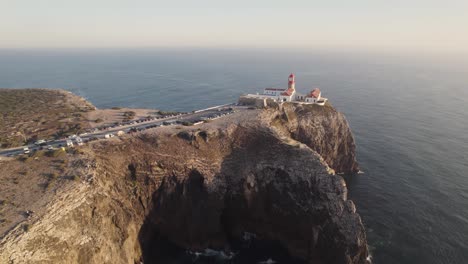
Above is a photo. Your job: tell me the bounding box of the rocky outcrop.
[268,103,360,174]
[0,104,367,264]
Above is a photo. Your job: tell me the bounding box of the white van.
[75,137,84,146]
[104,133,114,139]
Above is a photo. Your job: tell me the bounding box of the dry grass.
[0,89,95,148]
[0,152,73,236]
[84,107,159,128]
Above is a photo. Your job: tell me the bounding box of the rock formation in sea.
[0,100,367,264]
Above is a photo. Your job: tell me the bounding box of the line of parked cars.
[8,109,236,157]
[94,113,186,131]
[201,110,236,121]
[20,139,55,154]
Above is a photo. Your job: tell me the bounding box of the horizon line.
[1,45,468,56]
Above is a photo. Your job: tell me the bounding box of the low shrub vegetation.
[0,89,94,148]
[123,111,136,122]
[46,149,66,158]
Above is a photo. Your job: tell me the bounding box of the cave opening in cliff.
[138,220,307,264]
[137,169,307,264]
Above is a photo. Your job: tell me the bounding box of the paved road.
[0,103,242,157]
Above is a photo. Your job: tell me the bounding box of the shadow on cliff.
[137,167,308,264]
[136,128,365,264]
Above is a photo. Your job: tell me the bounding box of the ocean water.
[1,49,467,264]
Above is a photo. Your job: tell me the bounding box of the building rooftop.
[281,88,294,96]
[308,88,321,98]
[264,88,287,91]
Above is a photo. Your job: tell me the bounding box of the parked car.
[75,137,84,146]
[34,139,47,146]
[23,147,30,154]
[104,133,115,139]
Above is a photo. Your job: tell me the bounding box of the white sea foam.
[258,258,277,264]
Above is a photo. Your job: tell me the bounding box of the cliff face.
[268,103,360,174]
[0,105,367,264]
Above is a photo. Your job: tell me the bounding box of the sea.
[0,48,467,264]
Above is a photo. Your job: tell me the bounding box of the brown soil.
[85,108,159,128]
[0,89,95,148]
[0,88,161,149]
[0,92,366,264]
[0,149,85,237]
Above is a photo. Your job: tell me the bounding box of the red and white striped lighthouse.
[288,73,295,90]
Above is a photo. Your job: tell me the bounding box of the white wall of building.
[279,95,294,102]
[263,90,284,96]
[305,92,321,103]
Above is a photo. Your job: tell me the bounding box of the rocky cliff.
[0,103,367,264]
[269,103,360,174]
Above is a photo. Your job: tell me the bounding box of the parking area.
[0,104,241,157]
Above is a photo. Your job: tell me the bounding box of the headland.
[0,81,368,264]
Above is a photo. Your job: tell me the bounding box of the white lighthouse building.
[262,73,297,102]
[245,73,327,105]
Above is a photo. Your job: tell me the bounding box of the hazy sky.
[2,0,468,52]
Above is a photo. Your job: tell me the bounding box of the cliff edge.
[0,101,367,263]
